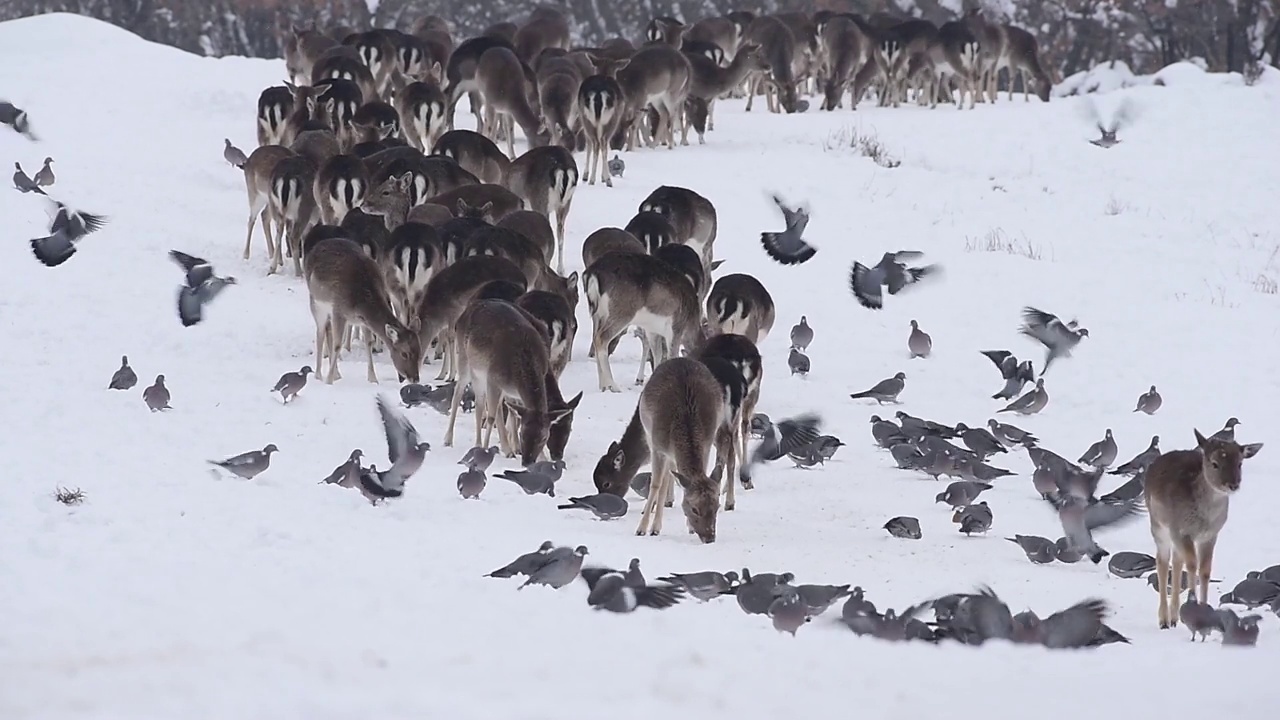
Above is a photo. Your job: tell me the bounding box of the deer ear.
[479,201,494,215]
[710,464,724,483]
[456,198,471,214]
[672,471,692,488]
[429,62,442,82]
[396,172,413,192]
[566,271,579,286]
[385,324,400,343]
[1242,443,1263,459]
[1194,429,1209,448]
[710,259,725,271]
[563,391,583,411]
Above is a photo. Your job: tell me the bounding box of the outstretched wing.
[1083,496,1145,531]
[775,414,823,456]
[760,231,817,265]
[579,566,624,593]
[169,250,212,287]
[849,262,884,309]
[376,394,419,464]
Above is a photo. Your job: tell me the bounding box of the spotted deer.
[1145,430,1262,629]
[686,15,743,69]
[881,19,938,107]
[432,129,510,184]
[625,211,677,254]
[256,86,295,147]
[578,55,630,187]
[342,30,400,97]
[312,78,365,150]
[506,145,578,275]
[999,25,1052,102]
[476,46,547,157]
[616,43,693,149]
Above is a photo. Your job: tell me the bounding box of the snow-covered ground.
[3,12,1279,720]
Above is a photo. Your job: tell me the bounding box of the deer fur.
[366,150,479,207]
[1145,430,1262,629]
[506,145,578,275]
[685,42,768,142]
[625,210,677,253]
[744,16,800,114]
[639,185,718,271]
[408,202,455,227]
[476,46,547,157]
[705,273,775,345]
[578,55,630,187]
[461,225,573,300]
[313,153,368,225]
[646,16,687,47]
[350,101,402,143]
[881,19,938,107]
[414,255,528,379]
[344,29,400,97]
[256,86,295,147]
[696,332,762,502]
[280,82,328,147]
[285,27,339,85]
[514,9,572,65]
[432,129,511,184]
[361,172,445,325]
[310,47,378,114]
[686,16,742,65]
[1001,25,1053,102]
[516,290,577,379]
[443,35,515,129]
[427,184,524,222]
[497,210,556,265]
[241,145,294,261]
[392,65,448,152]
[582,227,645,268]
[535,58,585,149]
[616,43,693,150]
[925,21,981,110]
[269,154,319,276]
[313,78,365,150]
[819,15,879,111]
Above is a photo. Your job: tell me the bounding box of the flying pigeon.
[557,493,629,520]
[788,347,810,376]
[607,154,625,178]
[907,320,932,358]
[997,379,1048,415]
[13,162,44,194]
[790,316,813,350]
[1045,493,1144,564]
[1008,535,1058,564]
[848,251,941,309]
[656,570,739,601]
[494,460,565,497]
[1019,307,1088,374]
[1078,429,1118,469]
[29,199,109,267]
[271,366,312,404]
[1134,385,1162,414]
[740,413,823,487]
[0,101,38,140]
[223,139,248,168]
[981,351,1037,400]
[209,444,279,480]
[321,449,363,487]
[33,157,54,187]
[108,355,137,390]
[580,563,684,612]
[1085,96,1133,149]
[849,372,906,404]
[457,468,486,498]
[369,394,430,493]
[1210,417,1241,442]
[142,374,171,411]
[169,250,236,326]
[485,540,555,578]
[935,480,992,508]
[519,545,589,590]
[884,516,922,539]
[459,445,500,473]
[759,193,815,265]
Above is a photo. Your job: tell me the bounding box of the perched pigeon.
[656,570,739,601]
[789,316,813,350]
[30,199,109,267]
[884,516,922,539]
[907,320,932,358]
[740,413,822,486]
[997,379,1048,416]
[870,415,907,448]
[629,471,652,498]
[760,193,815,265]
[1110,435,1160,476]
[459,445,500,472]
[457,468,486,499]
[936,480,992,508]
[1078,429,1119,469]
[1055,537,1085,563]
[557,493,629,520]
[272,365,312,404]
[223,138,248,168]
[33,157,54,187]
[607,154,625,178]
[1134,385,1162,414]
[788,347,810,376]
[1180,588,1224,641]
[849,372,906,404]
[321,449,363,487]
[518,545,589,589]
[108,355,137,390]
[142,374,171,412]
[585,570,684,613]
[1210,417,1241,442]
[209,444,279,480]
[1046,493,1144,564]
[494,460,565,497]
[1008,534,1057,564]
[0,101,38,140]
[1019,307,1088,374]
[954,502,993,535]
[485,540,555,578]
[1217,609,1261,647]
[848,251,940,309]
[169,250,237,326]
[951,423,1007,459]
[1107,551,1156,578]
[769,595,812,635]
[12,162,44,194]
[988,419,1037,447]
[954,456,1015,483]
[371,394,431,492]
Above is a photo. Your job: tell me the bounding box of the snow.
[4,11,1280,720]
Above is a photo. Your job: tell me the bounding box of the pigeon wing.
[849,262,884,309]
[30,231,76,267]
[170,250,213,286]
[1040,599,1108,648]
[760,230,817,265]
[979,350,1014,372]
[1083,497,1145,532]
[635,584,685,610]
[376,394,419,464]
[585,573,625,605]
[70,210,107,238]
[579,566,623,592]
[775,415,823,456]
[177,286,204,327]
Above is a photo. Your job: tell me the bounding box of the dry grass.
[823,126,902,168]
[1104,195,1130,216]
[55,486,86,505]
[964,228,1044,260]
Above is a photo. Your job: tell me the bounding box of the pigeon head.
[628,558,641,572]
[300,365,314,375]
[263,444,279,454]
[155,374,165,383]
[573,546,589,557]
[724,571,740,585]
[1225,417,1241,428]
[953,422,969,432]
[43,157,52,165]
[910,320,918,329]
[538,540,554,551]
[778,572,795,584]
[893,372,906,380]
[121,355,129,364]
[869,415,882,423]
[934,491,947,504]
[12,161,18,170]
[349,449,363,461]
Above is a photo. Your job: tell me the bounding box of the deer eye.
[1211,460,1221,469]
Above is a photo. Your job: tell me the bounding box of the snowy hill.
[2,12,1279,720]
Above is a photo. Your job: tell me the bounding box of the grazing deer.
[1145,430,1262,629]
[476,46,547,157]
[625,210,677,253]
[304,238,422,384]
[578,55,630,187]
[513,7,572,65]
[744,16,800,113]
[694,353,747,512]
[256,86,295,147]
[639,185,718,271]
[313,153,368,225]
[685,42,768,143]
[961,9,1005,104]
[617,44,693,150]
[646,16,687,47]
[311,46,379,108]
[705,273,775,345]
[240,145,294,261]
[432,129,510,184]
[926,22,981,109]
[392,68,448,152]
[1001,25,1052,102]
[506,146,578,274]
[686,16,743,67]
[285,26,339,85]
[516,290,577,378]
[269,154,319,276]
[653,242,717,308]
[497,210,556,266]
[414,255,527,378]
[881,19,938,107]
[461,225,567,295]
[819,15,878,111]
[697,332,762,500]
[443,35,515,128]
[536,63,584,149]
[582,227,644,268]
[427,184,524,222]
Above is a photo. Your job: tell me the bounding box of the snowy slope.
[3,13,1280,720]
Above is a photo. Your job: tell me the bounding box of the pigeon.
[1019,307,1088,374]
[848,251,941,309]
[788,347,810,376]
[459,445,500,472]
[788,446,825,468]
[485,540,555,578]
[841,587,878,622]
[13,162,44,194]
[142,374,171,411]
[209,444,279,480]
[1110,436,1160,476]
[1262,565,1280,585]
[991,360,1036,400]
[802,435,846,461]
[223,139,248,168]
[607,154,625,178]
[1024,599,1112,649]
[29,199,109,267]
[759,193,815,265]
[907,320,932,358]
[1099,473,1145,504]
[932,587,1014,645]
[793,583,853,616]
[789,316,813,350]
[951,423,1007,459]
[740,413,822,486]
[1134,385,1162,414]
[954,456,1015,483]
[0,101,38,140]
[1083,95,1133,150]
[768,595,812,635]
[108,355,137,390]
[457,468,486,498]
[1107,551,1156,578]
[1221,576,1280,608]
[894,411,957,439]
[372,394,431,492]
[884,516,922,539]
[518,545,589,589]
[1147,570,1203,594]
[656,570,738,601]
[494,460,565,497]
[749,413,772,439]
[1054,537,1085,563]
[888,441,926,470]
[169,250,237,326]
[954,501,993,535]
[557,493,629,520]
[734,570,797,615]
[1217,609,1262,646]
[33,157,54,187]
[870,415,907,448]
[849,372,906,404]
[321,449,363,486]
[1180,588,1224,641]
[987,419,1037,447]
[584,570,684,613]
[629,471,652,498]
[1210,417,1241,442]
[1007,535,1057,564]
[1046,493,1144,564]
[936,481,992,508]
[918,447,958,481]
[997,378,1048,415]
[1078,429,1118,468]
[271,366,312,404]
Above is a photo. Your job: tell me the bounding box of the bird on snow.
[494,459,565,497]
[485,540,555,579]
[581,565,684,613]
[1220,575,1280,609]
[209,444,279,480]
[795,582,853,615]
[456,468,486,499]
[801,435,845,461]
[1107,551,1156,578]
[1008,535,1058,564]
[108,355,137,390]
[1217,608,1262,647]
[356,394,431,501]
[1019,307,1088,374]
[271,365,312,404]
[459,445,500,473]
[33,157,54,187]
[223,138,248,168]
[557,493,629,520]
[629,471,652,499]
[954,502,993,535]
[997,378,1048,416]
[13,161,44,194]
[987,419,1037,447]
[848,250,941,309]
[1045,492,1144,564]
[518,545,589,590]
[1084,96,1133,149]
[0,100,38,140]
[29,199,109,267]
[1078,429,1119,469]
[169,250,236,326]
[734,570,798,615]
[749,413,772,439]
[1055,537,1085,564]
[788,347,810,376]
[951,423,1008,459]
[607,154,625,178]
[870,415,908,448]
[1210,417,1241,442]
[953,455,1015,483]
[907,320,932,358]
[142,374,171,412]
[769,595,811,635]
[740,413,823,486]
[936,480,993,508]
[849,372,906,404]
[656,570,739,601]
[884,516,922,539]
[980,350,1037,400]
[759,193,815,265]
[1134,385,1162,414]
[788,445,826,468]
[321,449,363,487]
[1110,435,1160,477]
[789,316,813,350]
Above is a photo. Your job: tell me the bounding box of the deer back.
[416,254,528,346]
[507,145,578,219]
[497,210,556,265]
[537,70,583,148]
[408,202,456,227]
[340,208,392,260]
[285,27,339,83]
[256,86,294,146]
[514,12,571,65]
[244,145,294,200]
[1003,26,1052,101]
[697,332,763,407]
[428,184,524,223]
[582,227,644,268]
[477,46,546,137]
[311,47,378,104]
[686,16,740,58]
[625,210,677,253]
[517,289,577,379]
[432,129,511,184]
[705,273,775,345]
[639,185,718,259]
[687,42,768,100]
[314,153,369,224]
[583,251,702,346]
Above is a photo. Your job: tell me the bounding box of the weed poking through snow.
[964,228,1045,260]
[823,126,901,168]
[55,486,85,505]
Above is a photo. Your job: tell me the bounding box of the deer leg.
[435,332,451,381]
[442,370,467,448]
[634,331,651,386]
[555,209,567,276]
[745,75,757,112]
[635,454,663,536]
[482,393,501,449]
[1195,537,1217,605]
[592,313,624,393]
[707,97,716,131]
[1170,535,1197,627]
[365,328,379,383]
[312,305,330,385]
[1155,539,1172,628]
[244,198,263,260]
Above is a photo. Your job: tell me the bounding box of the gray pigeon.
[749,413,772,439]
[740,413,823,486]
[1019,307,1088,374]
[1221,576,1280,608]
[788,347,810,376]
[988,419,1037,447]
[629,471,652,498]
[557,493,629,520]
[870,415,907,448]
[373,394,431,491]
[459,445,500,472]
[981,350,1036,400]
[607,154,625,178]
[33,157,54,186]
[584,570,684,613]
[272,365,312,404]
[788,446,825,468]
[997,379,1048,415]
[954,456,1015,483]
[1110,436,1160,476]
[951,423,1007,459]
[519,545,589,589]
[1148,569,1197,594]
[321,449,363,487]
[1262,565,1280,585]
[794,584,852,616]
[494,459,565,497]
[142,374,171,411]
[1031,599,1111,648]
[13,161,44,194]
[457,468,486,498]
[0,101,38,140]
[917,447,957,481]
[884,516,922,539]
[485,540,554,578]
[841,587,878,622]
[30,199,109,267]
[1134,385,1162,414]
[769,595,812,635]
[656,570,739,601]
[802,435,845,460]
[936,480,992,508]
[1107,551,1155,578]
[169,250,236,326]
[894,411,957,439]
[1055,537,1084,563]
[1210,417,1241,442]
[1180,588,1224,641]
[789,316,813,350]
[735,571,796,615]
[1078,429,1118,468]
[1217,609,1262,646]
[907,320,932,358]
[954,502,992,535]
[1008,534,1057,564]
[760,193,815,265]
[1046,493,1145,564]
[933,587,1014,645]
[888,441,925,469]
[108,355,137,390]
[223,138,248,168]
[209,444,279,480]
[849,372,906,404]
[848,251,941,310]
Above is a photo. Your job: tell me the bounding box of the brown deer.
[432,129,511,184]
[413,255,528,379]
[577,55,630,187]
[392,65,449,152]
[645,16,687,47]
[743,16,800,114]
[240,145,294,261]
[639,185,718,272]
[685,42,768,143]
[925,22,981,110]
[516,290,577,380]
[427,184,524,222]
[497,210,556,265]
[1145,430,1262,629]
[535,54,587,149]
[513,7,572,65]
[696,333,762,505]
[1001,26,1053,102]
[616,44,693,149]
[285,27,339,85]
[705,273,775,345]
[268,153,319,276]
[256,86,295,147]
[581,227,644,268]
[313,153,368,225]
[475,46,547,157]
[818,15,879,111]
[361,173,443,326]
[506,145,578,275]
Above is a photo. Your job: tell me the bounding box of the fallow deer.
[432,129,510,184]
[582,227,644,269]
[513,7,572,65]
[696,332,763,502]
[476,47,548,157]
[342,29,400,97]
[240,145,294,261]
[311,46,379,107]
[516,290,577,379]
[285,26,339,85]
[366,149,479,207]
[497,210,556,266]
[625,210,677,253]
[414,255,528,378]
[506,145,578,274]
[313,77,365,150]
[819,15,879,111]
[314,153,369,225]
[268,153,319,276]
[280,82,328,147]
[646,16,687,47]
[289,126,341,171]
[360,173,443,325]
[744,16,800,113]
[461,225,567,297]
[962,9,1005,104]
[256,86,294,147]
[686,15,742,65]
[705,273,775,345]
[408,202,455,227]
[685,42,769,143]
[578,55,630,187]
[393,67,448,153]
[1145,430,1262,629]
[427,184,524,222]
[1001,25,1053,102]
[616,44,693,150]
[443,35,515,128]
[304,237,422,384]
[536,60,584,149]
[653,242,717,308]
[639,185,718,271]
[350,101,401,144]
[387,29,433,81]
[881,19,938,107]
[925,21,981,110]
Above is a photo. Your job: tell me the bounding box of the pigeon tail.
[1089,549,1109,564]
